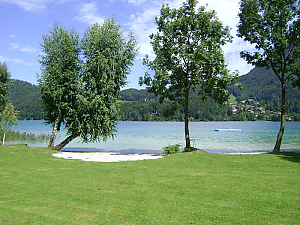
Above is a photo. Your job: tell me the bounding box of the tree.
[237,0,300,152]
[0,102,19,145]
[38,22,81,148]
[38,18,137,150]
[0,62,11,112]
[139,0,238,150]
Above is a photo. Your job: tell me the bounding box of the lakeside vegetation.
[0,129,50,143]
[0,144,299,224]
[9,65,300,122]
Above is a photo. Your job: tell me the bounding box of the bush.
[163,144,181,155]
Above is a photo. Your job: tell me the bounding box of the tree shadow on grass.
[269,151,300,163]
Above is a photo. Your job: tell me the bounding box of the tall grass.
[0,129,50,143]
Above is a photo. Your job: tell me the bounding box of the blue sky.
[0,0,254,89]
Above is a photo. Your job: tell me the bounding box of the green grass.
[0,145,299,224]
[227,94,237,104]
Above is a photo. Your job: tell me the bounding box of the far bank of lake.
[9,121,300,154]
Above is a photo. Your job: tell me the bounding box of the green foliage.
[8,75,300,122]
[237,0,300,152]
[9,80,44,120]
[0,130,50,142]
[237,0,300,76]
[0,62,11,112]
[228,66,300,114]
[163,143,181,155]
[0,102,19,128]
[120,88,156,101]
[141,0,237,104]
[0,102,19,144]
[140,0,238,148]
[38,19,137,149]
[38,22,81,131]
[69,18,137,144]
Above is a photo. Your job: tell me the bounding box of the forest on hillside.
[9,80,44,120]
[8,66,300,121]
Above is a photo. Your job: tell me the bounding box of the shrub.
[163,144,181,155]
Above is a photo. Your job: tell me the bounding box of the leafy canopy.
[38,22,81,130]
[140,0,238,106]
[0,102,19,145]
[237,0,300,152]
[140,0,238,149]
[67,19,138,143]
[237,0,300,85]
[0,62,11,112]
[0,102,19,131]
[38,18,138,148]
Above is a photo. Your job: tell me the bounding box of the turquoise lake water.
[9,120,300,154]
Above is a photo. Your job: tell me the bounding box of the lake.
[9,120,300,154]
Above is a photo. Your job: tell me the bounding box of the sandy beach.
[52,152,164,162]
[52,149,299,162]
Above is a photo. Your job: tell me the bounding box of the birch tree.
[0,102,19,145]
[38,18,137,150]
[38,22,81,148]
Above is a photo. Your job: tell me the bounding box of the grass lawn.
[0,144,299,224]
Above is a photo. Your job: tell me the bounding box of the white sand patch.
[52,152,163,162]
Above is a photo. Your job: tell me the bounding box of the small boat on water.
[214,129,242,132]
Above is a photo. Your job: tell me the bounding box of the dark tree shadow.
[269,151,300,163]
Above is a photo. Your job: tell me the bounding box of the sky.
[0,0,255,89]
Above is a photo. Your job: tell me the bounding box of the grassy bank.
[0,145,299,224]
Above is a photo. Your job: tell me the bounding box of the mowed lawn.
[0,145,299,224]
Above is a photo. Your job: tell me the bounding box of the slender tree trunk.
[48,119,59,148]
[2,131,5,145]
[184,89,190,149]
[51,133,79,151]
[273,81,286,152]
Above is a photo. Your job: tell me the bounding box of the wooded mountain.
[9,79,44,120]
[227,66,300,114]
[8,66,300,121]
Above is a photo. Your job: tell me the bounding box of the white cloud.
[10,42,20,49]
[75,2,104,24]
[127,0,254,75]
[127,5,160,58]
[200,0,240,31]
[122,0,147,5]
[223,37,256,54]
[9,42,37,54]
[225,51,254,75]
[20,46,37,53]
[0,0,77,13]
[9,34,16,38]
[0,55,34,66]
[0,55,7,61]
[0,0,46,12]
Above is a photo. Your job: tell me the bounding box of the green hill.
[9,79,44,120]
[8,66,300,121]
[228,67,300,114]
